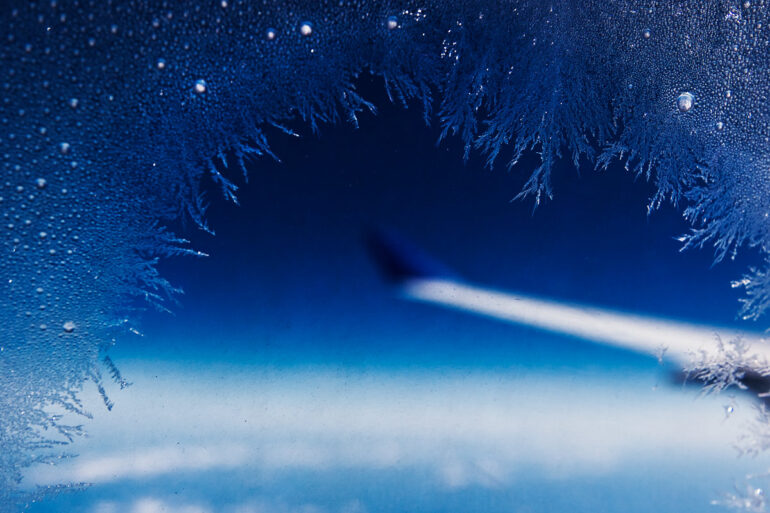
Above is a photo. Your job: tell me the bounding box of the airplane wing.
[366,228,770,403]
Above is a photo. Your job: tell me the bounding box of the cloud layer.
[26,363,756,492]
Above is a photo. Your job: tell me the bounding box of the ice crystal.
[713,484,767,512]
[685,337,770,397]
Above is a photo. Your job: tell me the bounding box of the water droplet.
[387,16,399,30]
[35,178,46,189]
[716,121,724,130]
[676,92,694,113]
[194,79,207,94]
[68,98,79,109]
[62,321,75,333]
[59,142,70,154]
[266,28,277,40]
[156,58,166,70]
[300,22,313,36]
[642,28,651,39]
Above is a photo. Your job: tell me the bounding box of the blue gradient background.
[25,80,769,513]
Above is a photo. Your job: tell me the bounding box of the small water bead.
[194,79,207,94]
[35,178,46,189]
[266,28,277,40]
[642,28,651,39]
[62,321,75,333]
[68,98,78,108]
[387,16,399,30]
[716,121,724,130]
[299,22,313,36]
[156,58,166,70]
[676,92,694,112]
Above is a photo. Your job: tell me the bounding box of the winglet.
[365,227,457,284]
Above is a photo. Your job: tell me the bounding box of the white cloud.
[92,502,119,513]
[92,497,329,513]
[73,444,249,483]
[25,364,759,491]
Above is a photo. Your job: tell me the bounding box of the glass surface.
[3,3,770,513]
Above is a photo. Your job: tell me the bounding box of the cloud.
[70,444,250,483]
[130,498,211,513]
[91,497,336,513]
[25,365,748,490]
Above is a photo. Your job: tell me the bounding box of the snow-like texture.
[2,0,770,508]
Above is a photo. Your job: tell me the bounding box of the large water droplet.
[676,92,694,113]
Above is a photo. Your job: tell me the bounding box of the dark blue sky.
[118,76,762,376]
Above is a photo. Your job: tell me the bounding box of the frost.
[2,0,770,509]
[712,484,767,512]
[685,336,770,397]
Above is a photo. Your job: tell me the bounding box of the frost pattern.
[2,0,770,509]
[712,484,768,513]
[685,337,770,397]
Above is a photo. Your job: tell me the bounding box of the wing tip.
[365,227,456,284]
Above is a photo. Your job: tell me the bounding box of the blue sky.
[23,81,770,512]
